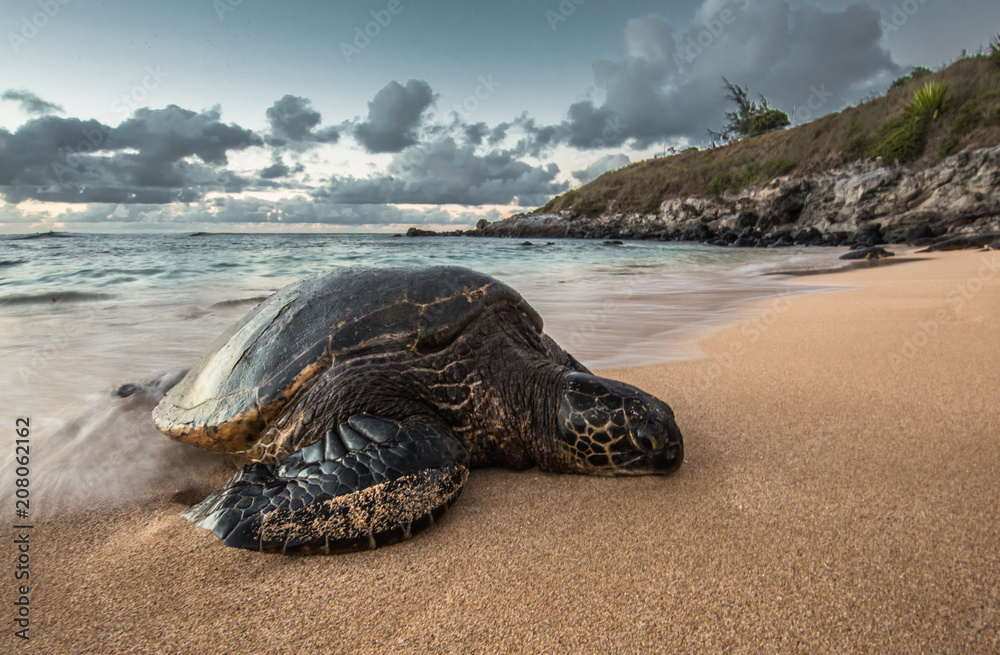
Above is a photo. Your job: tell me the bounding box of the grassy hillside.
[537,54,1000,218]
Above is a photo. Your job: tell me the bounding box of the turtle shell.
[152,266,542,452]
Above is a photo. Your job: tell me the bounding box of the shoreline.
[13,251,1000,653]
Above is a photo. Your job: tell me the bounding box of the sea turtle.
[153,266,683,553]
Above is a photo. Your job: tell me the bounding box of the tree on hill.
[708,77,790,145]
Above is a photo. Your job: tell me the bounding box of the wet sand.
[14,251,1000,654]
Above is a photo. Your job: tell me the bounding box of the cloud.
[556,0,901,148]
[510,115,561,157]
[259,159,290,179]
[463,121,489,146]
[573,153,630,184]
[110,105,260,166]
[0,105,261,204]
[265,95,339,146]
[6,195,495,230]
[353,79,435,153]
[488,122,510,146]
[317,137,567,206]
[1,89,64,115]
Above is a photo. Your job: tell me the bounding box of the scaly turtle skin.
[153,266,683,553]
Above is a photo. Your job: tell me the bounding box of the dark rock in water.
[520,241,534,246]
[602,240,624,246]
[546,242,555,246]
[770,236,795,248]
[733,236,756,248]
[406,226,467,237]
[917,234,1000,252]
[391,234,402,238]
[116,383,144,398]
[840,246,895,260]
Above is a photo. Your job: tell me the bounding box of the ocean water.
[0,231,845,516]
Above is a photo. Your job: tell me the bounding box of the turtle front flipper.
[183,415,469,553]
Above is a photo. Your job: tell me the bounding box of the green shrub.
[938,91,1000,158]
[704,160,792,196]
[905,82,951,122]
[732,162,760,189]
[867,115,929,163]
[991,34,1000,68]
[760,157,795,179]
[683,146,699,153]
[951,98,984,136]
[577,198,606,217]
[987,105,1000,126]
[843,118,870,158]
[891,66,934,89]
[939,133,963,157]
[748,108,791,136]
[709,78,791,141]
[707,173,733,196]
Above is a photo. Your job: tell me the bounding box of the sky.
[1,0,997,233]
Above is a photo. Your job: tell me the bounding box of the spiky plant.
[904,81,951,122]
[991,33,1000,67]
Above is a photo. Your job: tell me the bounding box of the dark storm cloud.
[259,159,290,179]
[487,122,510,146]
[110,105,260,166]
[510,115,561,157]
[1,89,64,115]
[0,105,261,204]
[265,95,340,146]
[551,0,901,149]
[317,137,566,206]
[463,121,489,146]
[352,79,435,153]
[0,116,111,181]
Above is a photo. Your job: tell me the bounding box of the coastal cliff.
[410,145,1000,248]
[409,56,1000,249]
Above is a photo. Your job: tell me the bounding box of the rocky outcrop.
[413,147,1000,248]
[405,226,467,237]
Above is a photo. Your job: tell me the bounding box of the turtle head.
[553,372,683,476]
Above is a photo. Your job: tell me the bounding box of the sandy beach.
[13,250,1000,654]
